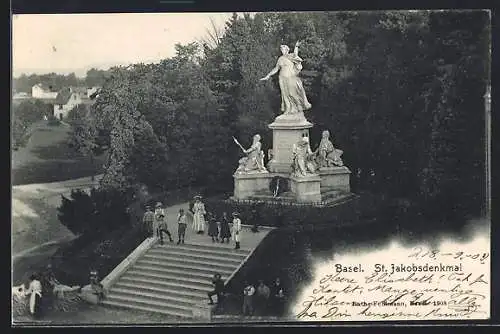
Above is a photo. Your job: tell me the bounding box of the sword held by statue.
[232,136,246,153]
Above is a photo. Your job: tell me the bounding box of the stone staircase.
[102,242,251,318]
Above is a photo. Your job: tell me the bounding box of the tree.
[85,68,111,87]
[57,188,130,235]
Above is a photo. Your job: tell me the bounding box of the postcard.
[11,10,491,326]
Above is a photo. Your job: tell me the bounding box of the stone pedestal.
[268,113,313,174]
[192,303,214,321]
[233,172,273,200]
[80,285,100,304]
[290,174,322,203]
[318,166,351,192]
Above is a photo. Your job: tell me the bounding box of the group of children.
[206,211,242,250]
[143,196,243,250]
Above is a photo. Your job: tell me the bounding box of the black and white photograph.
[11,9,491,325]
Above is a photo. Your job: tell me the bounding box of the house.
[32,83,58,99]
[87,86,101,98]
[53,87,83,120]
[52,86,100,120]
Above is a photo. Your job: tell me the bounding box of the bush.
[57,188,130,235]
[51,224,149,286]
[47,115,61,126]
[204,193,383,229]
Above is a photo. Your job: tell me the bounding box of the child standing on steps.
[177,208,187,244]
[231,212,242,250]
[219,212,231,243]
[207,212,219,243]
[154,202,173,244]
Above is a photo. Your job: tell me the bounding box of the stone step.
[135,259,234,277]
[148,248,244,265]
[109,286,199,308]
[117,274,213,295]
[103,295,192,318]
[141,255,238,272]
[129,265,229,283]
[122,272,215,291]
[151,243,250,256]
[114,281,208,301]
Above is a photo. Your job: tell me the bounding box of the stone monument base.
[318,166,351,192]
[233,172,273,200]
[80,285,100,304]
[192,302,214,321]
[290,174,322,203]
[268,113,313,174]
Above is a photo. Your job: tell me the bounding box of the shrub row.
[204,193,382,229]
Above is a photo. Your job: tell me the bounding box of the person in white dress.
[231,212,242,250]
[192,195,207,234]
[25,274,43,318]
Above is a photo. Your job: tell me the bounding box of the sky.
[12,13,236,77]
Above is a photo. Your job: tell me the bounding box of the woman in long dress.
[207,213,219,242]
[25,274,43,319]
[260,41,312,115]
[192,195,206,234]
[219,212,232,243]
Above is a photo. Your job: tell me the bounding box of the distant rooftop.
[33,83,57,92]
[55,87,73,105]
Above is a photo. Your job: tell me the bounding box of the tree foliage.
[13,69,111,94]
[11,100,51,147]
[80,11,488,219]
[57,188,130,235]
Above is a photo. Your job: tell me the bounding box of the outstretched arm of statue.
[260,61,280,81]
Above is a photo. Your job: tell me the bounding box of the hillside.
[12,175,102,256]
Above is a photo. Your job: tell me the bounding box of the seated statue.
[291,136,317,177]
[314,130,344,168]
[235,134,268,174]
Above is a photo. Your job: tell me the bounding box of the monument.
[232,41,351,204]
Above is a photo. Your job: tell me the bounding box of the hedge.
[51,224,148,286]
[204,192,383,229]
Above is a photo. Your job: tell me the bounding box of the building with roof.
[53,87,84,120]
[52,86,100,120]
[31,83,58,99]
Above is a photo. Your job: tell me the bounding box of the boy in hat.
[177,208,187,244]
[89,269,105,300]
[142,205,155,236]
[207,273,225,306]
[231,212,242,250]
[242,280,255,316]
[154,202,173,244]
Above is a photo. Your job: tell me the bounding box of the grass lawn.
[12,122,106,186]
[11,120,106,283]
